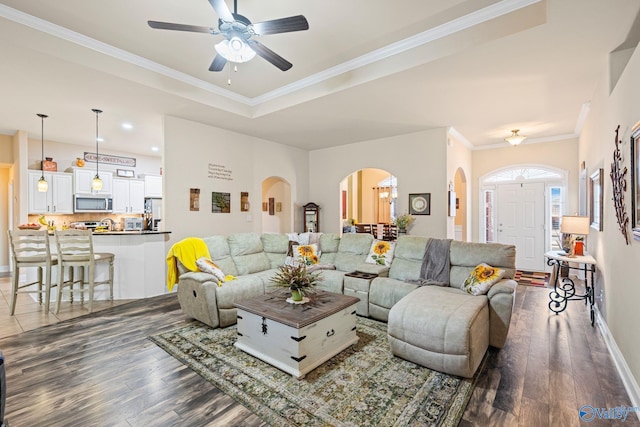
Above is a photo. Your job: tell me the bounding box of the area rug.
[150,316,482,427]
[514,270,549,287]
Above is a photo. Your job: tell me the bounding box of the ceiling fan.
[148,0,309,72]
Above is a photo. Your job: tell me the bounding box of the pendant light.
[505,129,526,146]
[91,108,103,192]
[37,113,49,192]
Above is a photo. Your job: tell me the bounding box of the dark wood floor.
[0,283,637,426]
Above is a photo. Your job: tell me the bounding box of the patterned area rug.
[514,270,549,287]
[150,317,482,427]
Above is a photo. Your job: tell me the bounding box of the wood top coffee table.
[234,290,359,379]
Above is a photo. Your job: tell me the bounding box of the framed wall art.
[589,168,603,231]
[409,193,431,215]
[632,125,640,239]
[212,192,231,213]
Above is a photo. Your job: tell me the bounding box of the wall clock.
[409,193,431,215]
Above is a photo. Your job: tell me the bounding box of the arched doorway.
[480,165,567,271]
[339,168,396,234]
[453,167,467,241]
[261,176,292,233]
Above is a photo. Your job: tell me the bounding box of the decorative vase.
[290,289,303,302]
[397,228,407,237]
[76,157,85,167]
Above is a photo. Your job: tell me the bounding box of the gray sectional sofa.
[175,232,517,377]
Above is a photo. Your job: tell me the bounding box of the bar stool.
[7,229,58,315]
[53,229,115,314]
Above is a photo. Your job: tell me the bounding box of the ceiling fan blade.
[208,0,234,22]
[247,40,292,71]
[148,21,218,34]
[209,54,227,72]
[252,15,309,35]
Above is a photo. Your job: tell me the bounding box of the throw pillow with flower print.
[292,243,319,266]
[463,263,505,295]
[365,240,396,266]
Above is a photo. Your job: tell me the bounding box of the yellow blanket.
[166,237,211,292]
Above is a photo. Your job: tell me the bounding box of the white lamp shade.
[560,215,590,235]
[215,37,256,63]
[37,176,48,192]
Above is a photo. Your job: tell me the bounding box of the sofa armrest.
[352,263,390,277]
[179,271,219,284]
[487,278,517,299]
[486,279,517,348]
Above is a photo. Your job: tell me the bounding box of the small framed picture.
[409,193,431,215]
[262,202,268,212]
[276,202,282,212]
[117,169,134,178]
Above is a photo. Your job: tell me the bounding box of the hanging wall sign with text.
[84,152,136,167]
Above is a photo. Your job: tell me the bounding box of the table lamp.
[560,215,590,257]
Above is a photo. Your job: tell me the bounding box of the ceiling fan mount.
[148,0,309,72]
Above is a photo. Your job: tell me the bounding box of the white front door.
[497,182,545,271]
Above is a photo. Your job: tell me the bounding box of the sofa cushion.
[202,236,238,277]
[365,240,396,267]
[334,233,373,272]
[449,241,516,290]
[228,233,271,275]
[261,233,289,269]
[388,236,428,281]
[195,257,226,283]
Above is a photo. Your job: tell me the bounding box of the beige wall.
[0,134,12,165]
[471,138,579,241]
[447,131,473,240]
[0,167,9,270]
[309,128,449,238]
[163,116,309,248]
[580,41,640,391]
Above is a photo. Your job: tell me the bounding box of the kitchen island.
[26,230,171,303]
[90,230,171,300]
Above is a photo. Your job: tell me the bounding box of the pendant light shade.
[91,109,103,192]
[37,113,49,192]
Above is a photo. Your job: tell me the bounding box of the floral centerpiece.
[271,264,322,302]
[393,212,414,232]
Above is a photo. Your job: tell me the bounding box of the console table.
[545,251,597,326]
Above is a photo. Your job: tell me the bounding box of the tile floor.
[0,272,134,339]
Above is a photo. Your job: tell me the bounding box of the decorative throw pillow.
[196,257,226,283]
[463,263,505,295]
[365,240,396,266]
[287,243,320,266]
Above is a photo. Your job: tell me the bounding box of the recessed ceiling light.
[151,146,159,152]
[122,122,134,130]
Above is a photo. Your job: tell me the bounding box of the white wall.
[309,128,449,237]
[580,41,640,393]
[163,116,309,247]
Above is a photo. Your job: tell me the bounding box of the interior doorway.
[453,167,467,241]
[340,168,397,230]
[261,177,292,233]
[480,165,567,272]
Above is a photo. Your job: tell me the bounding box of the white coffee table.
[234,290,359,379]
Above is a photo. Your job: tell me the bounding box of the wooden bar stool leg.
[109,257,114,301]
[88,264,95,313]
[10,267,19,316]
[44,262,52,313]
[37,266,43,305]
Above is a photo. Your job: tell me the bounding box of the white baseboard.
[595,306,640,421]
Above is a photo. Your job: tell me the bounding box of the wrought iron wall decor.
[610,125,630,244]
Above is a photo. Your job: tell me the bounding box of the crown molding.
[0,0,542,109]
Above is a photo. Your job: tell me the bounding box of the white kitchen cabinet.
[141,174,162,198]
[28,171,74,214]
[74,167,113,195]
[112,178,145,214]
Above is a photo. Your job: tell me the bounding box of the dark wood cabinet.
[303,202,320,232]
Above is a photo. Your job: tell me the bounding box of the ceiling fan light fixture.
[215,37,256,63]
[505,129,526,146]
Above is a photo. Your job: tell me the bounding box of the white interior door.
[497,182,545,271]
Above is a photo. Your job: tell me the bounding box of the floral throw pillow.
[365,240,396,266]
[463,263,505,295]
[286,244,320,266]
[196,257,226,284]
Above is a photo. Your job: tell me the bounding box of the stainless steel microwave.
[74,196,113,213]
